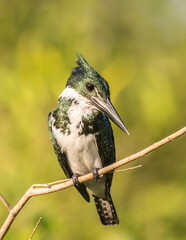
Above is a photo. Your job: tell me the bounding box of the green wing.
[94,114,116,198]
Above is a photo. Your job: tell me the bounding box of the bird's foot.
[72,173,80,187]
[93,168,101,182]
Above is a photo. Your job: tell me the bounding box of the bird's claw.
[72,174,80,187]
[93,168,101,182]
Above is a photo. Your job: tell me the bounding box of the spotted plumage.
[48,53,129,225]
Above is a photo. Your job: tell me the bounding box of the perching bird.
[48,53,129,225]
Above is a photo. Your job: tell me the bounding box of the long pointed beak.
[90,96,130,135]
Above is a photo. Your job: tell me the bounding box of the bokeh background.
[0,0,186,239]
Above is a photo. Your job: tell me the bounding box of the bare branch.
[0,126,185,239]
[0,194,12,212]
[29,217,42,240]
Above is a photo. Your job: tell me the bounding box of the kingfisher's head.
[66,52,129,135]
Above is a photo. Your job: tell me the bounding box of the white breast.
[53,126,102,175]
[52,87,106,197]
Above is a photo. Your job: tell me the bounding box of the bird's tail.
[92,194,119,225]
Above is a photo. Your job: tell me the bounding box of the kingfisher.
[48,53,129,225]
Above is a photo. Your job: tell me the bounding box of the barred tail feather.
[93,194,119,225]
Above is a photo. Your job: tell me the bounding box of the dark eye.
[85,82,94,92]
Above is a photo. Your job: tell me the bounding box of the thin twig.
[46,178,71,186]
[32,179,71,189]
[0,194,12,212]
[29,217,42,240]
[115,164,142,172]
[0,126,185,240]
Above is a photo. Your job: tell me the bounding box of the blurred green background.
[0,0,186,239]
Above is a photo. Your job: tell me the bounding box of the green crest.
[66,53,110,100]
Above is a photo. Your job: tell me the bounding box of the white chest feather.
[53,124,103,175]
